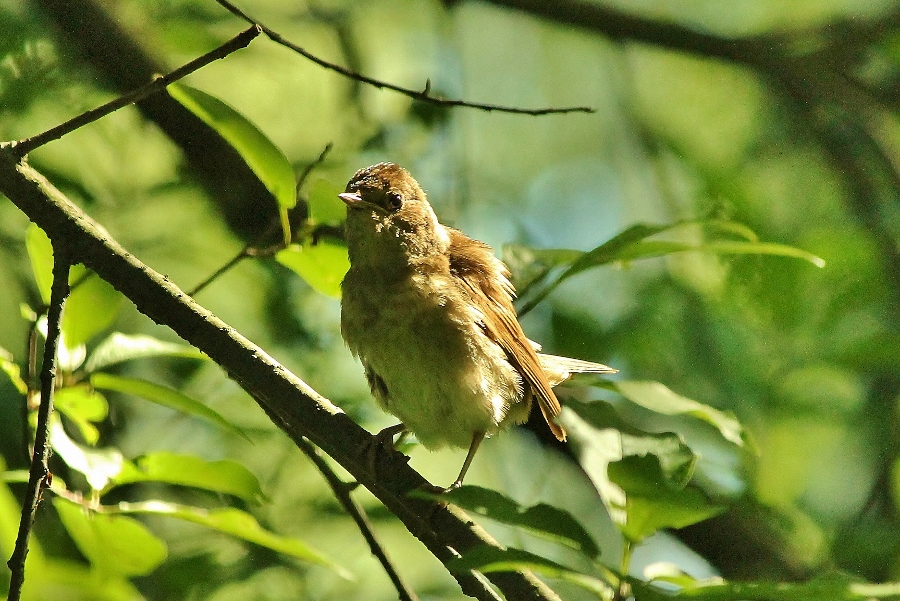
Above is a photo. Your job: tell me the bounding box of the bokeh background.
[2,0,900,599]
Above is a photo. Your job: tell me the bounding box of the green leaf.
[91,372,247,439]
[638,569,900,600]
[112,501,350,577]
[85,332,207,372]
[63,271,121,349]
[563,401,723,542]
[307,178,347,225]
[50,416,124,490]
[53,497,167,577]
[168,83,296,210]
[27,225,122,350]
[0,346,27,394]
[609,455,726,542]
[0,457,45,563]
[610,381,745,447]
[276,241,350,298]
[516,219,825,314]
[54,385,108,445]
[448,545,612,597]
[26,223,53,303]
[27,559,143,601]
[502,243,583,295]
[434,485,599,557]
[109,452,265,504]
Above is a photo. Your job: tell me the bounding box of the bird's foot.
[366,423,408,477]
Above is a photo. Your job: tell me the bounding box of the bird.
[339,162,615,489]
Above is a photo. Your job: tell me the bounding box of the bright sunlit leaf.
[562,401,726,542]
[49,417,123,491]
[54,497,167,577]
[54,385,109,445]
[63,272,121,349]
[611,381,745,447]
[276,241,350,298]
[0,347,26,394]
[25,223,53,304]
[109,452,265,504]
[112,500,351,578]
[513,219,826,314]
[85,332,207,372]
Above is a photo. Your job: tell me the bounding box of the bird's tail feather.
[538,353,617,386]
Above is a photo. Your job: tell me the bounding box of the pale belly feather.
[341,270,524,449]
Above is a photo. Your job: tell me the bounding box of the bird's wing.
[446,228,566,441]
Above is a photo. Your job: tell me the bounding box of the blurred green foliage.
[2,0,900,599]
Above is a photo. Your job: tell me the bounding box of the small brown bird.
[339,163,615,489]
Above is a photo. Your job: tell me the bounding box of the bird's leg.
[446,431,485,491]
[366,423,408,478]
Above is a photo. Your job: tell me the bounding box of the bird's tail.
[538,354,617,386]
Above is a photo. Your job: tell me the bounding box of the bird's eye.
[386,193,403,211]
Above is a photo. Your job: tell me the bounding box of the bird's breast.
[340,266,524,449]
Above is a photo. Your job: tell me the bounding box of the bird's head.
[340,163,449,265]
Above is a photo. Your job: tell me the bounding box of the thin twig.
[11,25,261,157]
[7,253,71,601]
[214,0,594,116]
[188,143,334,297]
[297,437,419,601]
[296,143,334,197]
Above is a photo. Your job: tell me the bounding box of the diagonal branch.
[0,147,559,601]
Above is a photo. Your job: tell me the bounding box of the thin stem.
[296,143,334,197]
[188,143,334,297]
[215,0,594,116]
[297,437,419,601]
[6,252,71,601]
[11,26,261,157]
[615,541,634,601]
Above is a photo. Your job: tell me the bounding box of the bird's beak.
[339,192,364,207]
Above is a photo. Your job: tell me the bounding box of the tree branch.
[477,0,773,67]
[6,248,71,601]
[0,148,560,601]
[31,0,277,241]
[296,437,419,601]
[12,26,260,157]
[215,0,593,115]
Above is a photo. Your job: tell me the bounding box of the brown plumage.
[339,162,615,489]
[447,228,567,441]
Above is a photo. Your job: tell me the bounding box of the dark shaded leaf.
[448,545,612,596]
[91,373,246,439]
[438,485,599,557]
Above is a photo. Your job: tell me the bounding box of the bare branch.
[215,0,594,116]
[11,26,260,157]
